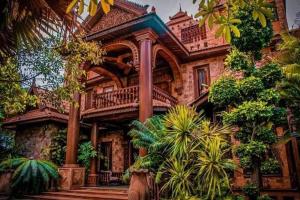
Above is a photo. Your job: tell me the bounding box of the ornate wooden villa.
[3,0,300,199]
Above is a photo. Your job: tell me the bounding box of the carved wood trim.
[152,44,183,95]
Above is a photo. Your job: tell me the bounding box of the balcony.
[82,85,177,120]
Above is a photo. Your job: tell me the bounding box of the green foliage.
[0,57,37,115]
[253,63,283,88]
[225,49,254,75]
[77,141,97,170]
[276,34,300,82]
[0,158,58,194]
[129,105,235,200]
[242,183,259,199]
[49,129,67,166]
[258,89,280,105]
[258,195,272,200]
[260,158,281,175]
[208,76,240,107]
[194,0,273,43]
[238,77,264,99]
[231,5,273,59]
[223,101,273,125]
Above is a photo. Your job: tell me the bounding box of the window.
[103,85,114,93]
[194,65,209,97]
[181,24,207,44]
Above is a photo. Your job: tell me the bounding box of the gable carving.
[91,8,137,33]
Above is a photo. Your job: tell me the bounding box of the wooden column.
[128,29,158,200]
[59,92,85,190]
[65,92,81,166]
[135,29,158,157]
[87,122,98,186]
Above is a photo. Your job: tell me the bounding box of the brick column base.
[128,169,150,200]
[87,174,99,186]
[58,165,85,190]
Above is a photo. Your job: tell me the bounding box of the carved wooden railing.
[99,171,124,185]
[153,86,177,107]
[94,86,139,110]
[89,85,177,110]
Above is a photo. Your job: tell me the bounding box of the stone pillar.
[58,92,85,190]
[128,29,158,200]
[87,122,99,186]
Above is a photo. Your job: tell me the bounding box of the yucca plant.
[129,105,235,199]
[164,105,202,159]
[194,137,236,200]
[0,157,59,194]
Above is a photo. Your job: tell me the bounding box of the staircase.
[24,187,128,200]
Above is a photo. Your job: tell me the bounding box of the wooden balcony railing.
[87,85,177,111]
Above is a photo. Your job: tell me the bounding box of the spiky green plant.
[0,157,59,194]
[194,137,236,200]
[164,105,202,159]
[129,105,235,199]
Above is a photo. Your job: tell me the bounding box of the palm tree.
[0,157,59,194]
[0,0,114,61]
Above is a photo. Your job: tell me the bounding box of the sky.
[131,0,300,29]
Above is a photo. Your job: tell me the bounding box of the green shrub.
[0,157,59,194]
[258,89,280,105]
[258,195,273,200]
[260,158,281,175]
[236,141,267,159]
[49,129,67,166]
[231,6,273,59]
[242,183,259,199]
[238,77,264,99]
[78,141,97,170]
[254,63,283,88]
[209,76,240,107]
[225,49,254,74]
[223,101,273,125]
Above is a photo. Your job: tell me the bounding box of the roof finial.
[179,3,182,12]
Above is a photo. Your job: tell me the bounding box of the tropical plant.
[129,105,235,199]
[0,157,59,194]
[194,0,274,43]
[77,141,97,171]
[276,34,300,82]
[49,129,67,166]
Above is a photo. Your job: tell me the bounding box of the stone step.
[42,191,127,200]
[24,187,129,200]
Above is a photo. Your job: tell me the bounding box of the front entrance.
[96,131,136,186]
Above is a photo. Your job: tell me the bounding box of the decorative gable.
[91,7,138,33]
[84,0,149,34]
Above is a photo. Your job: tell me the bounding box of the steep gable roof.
[83,0,149,34]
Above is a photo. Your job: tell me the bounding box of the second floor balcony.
[81,85,177,120]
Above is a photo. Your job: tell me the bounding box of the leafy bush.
[78,141,97,170]
[209,76,240,107]
[0,158,59,194]
[254,63,283,88]
[236,141,267,160]
[242,183,259,199]
[258,195,273,200]
[225,49,254,74]
[223,101,273,125]
[238,77,264,99]
[258,89,280,105]
[231,6,273,59]
[260,158,281,175]
[49,129,67,166]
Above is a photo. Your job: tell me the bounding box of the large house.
[3,0,300,199]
